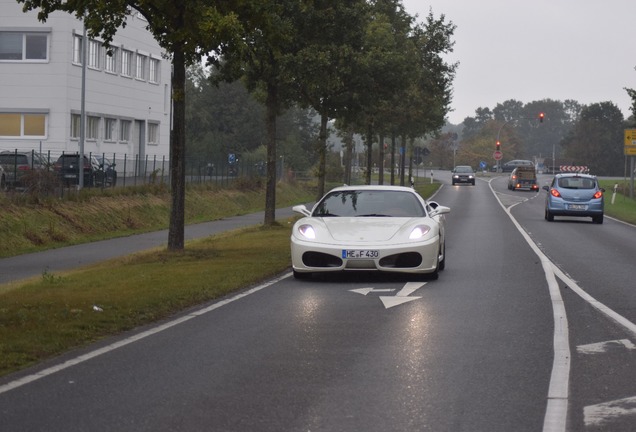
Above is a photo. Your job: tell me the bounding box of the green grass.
[599,180,636,225]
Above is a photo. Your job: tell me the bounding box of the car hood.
[322,217,417,242]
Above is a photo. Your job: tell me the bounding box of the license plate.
[568,204,587,210]
[342,249,379,259]
[64,174,77,178]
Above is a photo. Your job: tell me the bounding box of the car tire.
[438,245,446,271]
[545,208,554,221]
[471,181,475,186]
[451,181,455,186]
[593,215,604,224]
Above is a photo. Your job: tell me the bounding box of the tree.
[211,0,305,225]
[625,87,636,126]
[561,102,624,175]
[18,0,244,251]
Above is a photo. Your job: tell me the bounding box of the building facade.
[0,0,171,174]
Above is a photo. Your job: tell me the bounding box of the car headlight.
[409,225,431,239]
[298,224,316,239]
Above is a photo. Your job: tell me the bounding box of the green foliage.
[561,102,625,175]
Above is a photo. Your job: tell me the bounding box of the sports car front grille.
[379,252,422,268]
[302,252,343,268]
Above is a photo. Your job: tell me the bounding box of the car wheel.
[471,180,475,186]
[438,244,446,271]
[451,181,455,185]
[545,208,554,221]
[293,269,312,280]
[593,215,604,224]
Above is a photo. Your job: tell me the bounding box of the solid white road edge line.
[0,272,292,396]
[489,181,570,432]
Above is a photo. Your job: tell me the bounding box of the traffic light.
[539,112,545,123]
[496,140,501,151]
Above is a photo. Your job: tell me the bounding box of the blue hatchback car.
[543,173,605,224]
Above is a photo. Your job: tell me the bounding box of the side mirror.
[292,205,311,217]
[542,185,550,191]
[430,205,450,217]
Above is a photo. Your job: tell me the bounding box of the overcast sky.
[402,0,636,125]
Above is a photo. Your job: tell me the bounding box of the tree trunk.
[400,134,406,186]
[365,121,373,185]
[167,49,186,251]
[343,128,353,185]
[264,82,277,225]
[378,134,384,185]
[316,113,328,200]
[390,133,396,185]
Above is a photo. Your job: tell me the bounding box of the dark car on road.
[451,165,475,186]
[0,150,49,189]
[543,173,605,224]
[502,159,534,172]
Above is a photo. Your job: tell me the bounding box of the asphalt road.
[1,172,635,432]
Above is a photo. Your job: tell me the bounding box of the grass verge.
[599,180,636,225]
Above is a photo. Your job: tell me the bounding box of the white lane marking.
[0,273,292,395]
[577,339,636,355]
[489,180,570,432]
[349,288,395,296]
[584,396,636,427]
[380,282,426,309]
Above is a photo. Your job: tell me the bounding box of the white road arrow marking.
[576,339,636,355]
[349,287,395,296]
[380,282,426,309]
[584,395,636,427]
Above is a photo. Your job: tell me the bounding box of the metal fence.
[0,148,290,194]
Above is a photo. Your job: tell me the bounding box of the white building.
[0,0,171,174]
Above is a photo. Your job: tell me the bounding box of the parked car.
[290,185,450,280]
[543,173,605,224]
[451,165,475,185]
[54,153,100,187]
[508,166,539,191]
[0,150,49,189]
[94,155,118,187]
[502,159,534,172]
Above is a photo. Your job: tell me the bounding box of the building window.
[121,49,133,77]
[87,116,99,140]
[119,120,131,142]
[105,47,118,73]
[104,118,117,141]
[135,53,146,80]
[72,34,83,64]
[70,114,81,139]
[0,113,21,135]
[88,39,100,69]
[149,57,160,83]
[0,31,48,61]
[148,123,159,145]
[23,114,46,136]
[0,113,46,137]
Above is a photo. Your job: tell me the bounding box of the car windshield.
[557,177,596,189]
[313,190,425,218]
[0,154,29,165]
[454,166,473,173]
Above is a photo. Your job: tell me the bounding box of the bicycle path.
[0,207,297,285]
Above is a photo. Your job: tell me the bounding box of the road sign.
[493,150,503,160]
[625,146,636,156]
[625,129,636,146]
